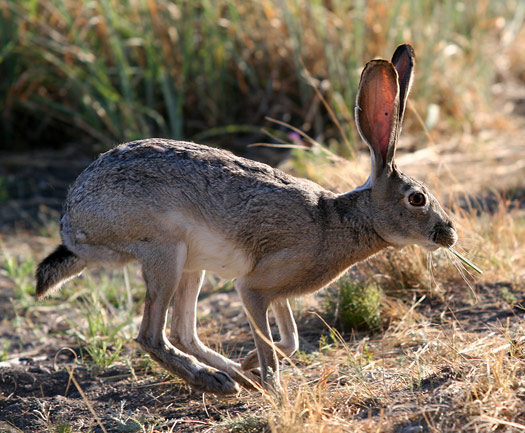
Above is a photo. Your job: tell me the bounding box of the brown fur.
[36,44,457,394]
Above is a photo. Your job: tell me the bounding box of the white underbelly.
[166,211,253,279]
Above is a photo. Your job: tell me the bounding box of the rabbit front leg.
[241,298,298,371]
[135,243,239,395]
[169,270,259,389]
[237,283,281,391]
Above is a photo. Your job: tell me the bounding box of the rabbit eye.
[408,192,426,207]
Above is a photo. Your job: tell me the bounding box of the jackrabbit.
[36,44,457,394]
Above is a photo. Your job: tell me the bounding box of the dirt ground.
[1,75,524,433]
[0,260,524,432]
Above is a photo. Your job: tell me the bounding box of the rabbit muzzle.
[431,220,458,248]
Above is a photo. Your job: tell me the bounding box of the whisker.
[446,249,469,279]
[445,248,478,301]
[427,251,438,290]
[450,246,483,275]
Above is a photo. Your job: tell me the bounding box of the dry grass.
[2,92,524,433]
[1,163,524,433]
[202,300,525,433]
[219,81,525,431]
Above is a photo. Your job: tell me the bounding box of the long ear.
[391,44,415,123]
[355,59,400,177]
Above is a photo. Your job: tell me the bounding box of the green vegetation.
[3,244,145,372]
[333,278,383,332]
[1,0,520,150]
[0,341,9,362]
[63,269,144,370]
[2,250,36,308]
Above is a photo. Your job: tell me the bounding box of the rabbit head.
[355,44,457,251]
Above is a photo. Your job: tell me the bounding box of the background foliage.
[1,0,521,153]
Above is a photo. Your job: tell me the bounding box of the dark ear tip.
[392,44,415,64]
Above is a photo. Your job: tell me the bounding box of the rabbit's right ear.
[355,59,400,179]
[391,44,415,123]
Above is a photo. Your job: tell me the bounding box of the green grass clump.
[2,251,36,310]
[1,341,9,361]
[68,269,142,370]
[333,277,383,332]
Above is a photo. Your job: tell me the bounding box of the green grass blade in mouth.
[450,248,483,274]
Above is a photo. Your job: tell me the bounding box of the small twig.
[449,248,483,274]
[408,99,436,146]
[53,347,78,396]
[202,393,210,418]
[66,365,109,433]
[264,116,344,163]
[479,415,525,431]
[123,266,133,313]
[300,60,353,154]
[248,142,310,151]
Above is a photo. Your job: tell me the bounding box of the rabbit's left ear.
[355,59,400,176]
[391,44,415,123]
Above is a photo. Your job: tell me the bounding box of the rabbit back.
[62,139,333,277]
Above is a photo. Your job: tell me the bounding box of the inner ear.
[356,60,400,166]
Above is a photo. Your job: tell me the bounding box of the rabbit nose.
[432,220,458,247]
[446,219,457,231]
[448,229,459,247]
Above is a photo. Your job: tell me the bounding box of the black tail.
[35,245,85,299]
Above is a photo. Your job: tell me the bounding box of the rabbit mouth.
[431,223,458,248]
